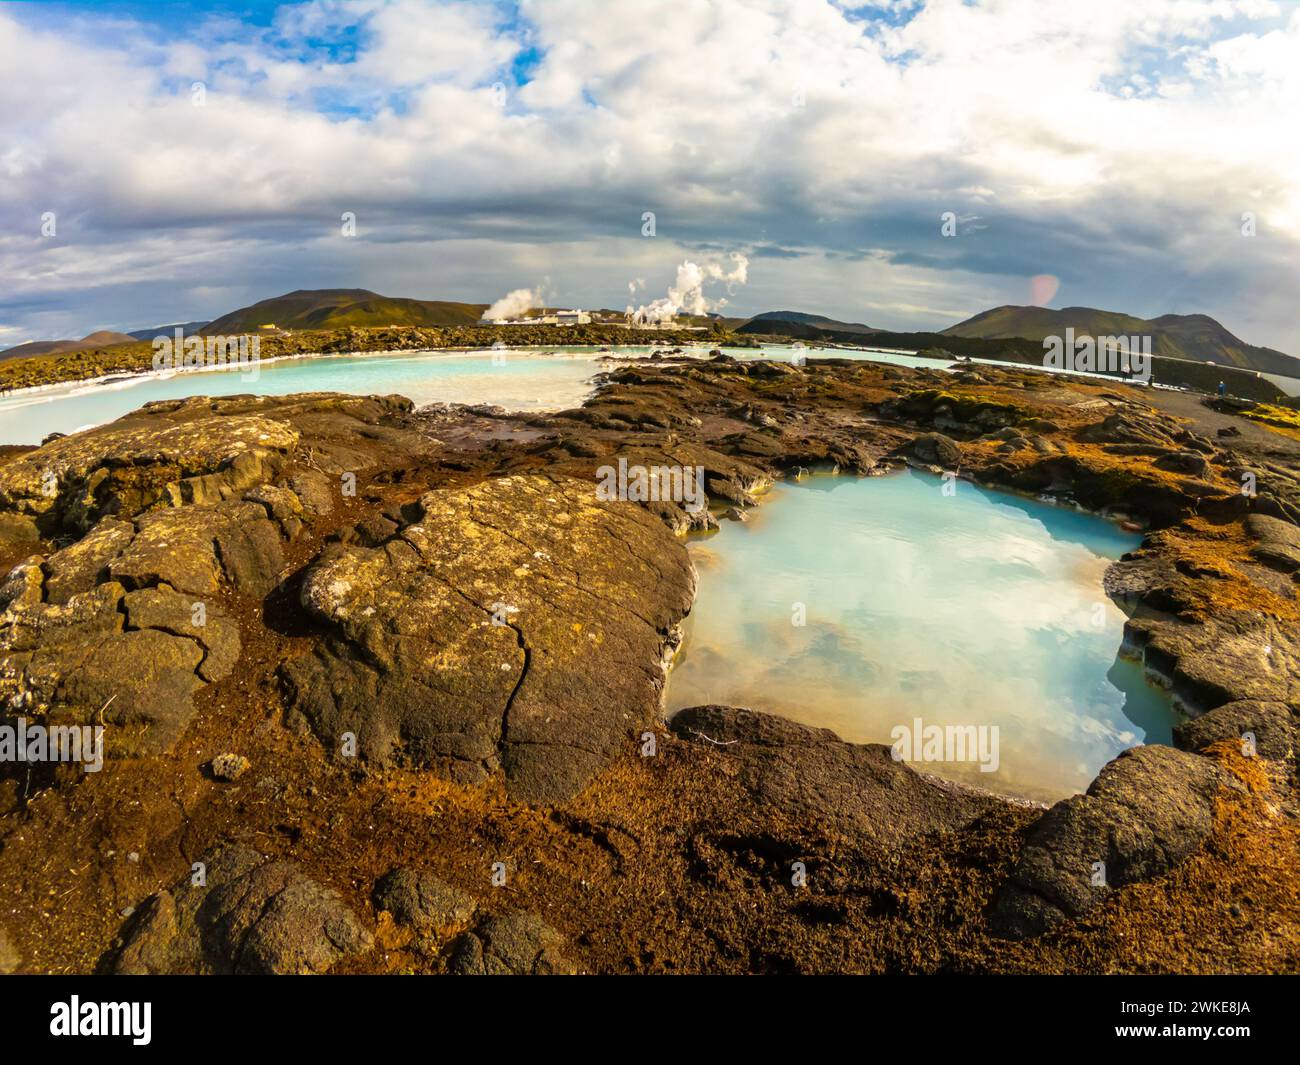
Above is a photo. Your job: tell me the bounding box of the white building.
[483,309,591,326]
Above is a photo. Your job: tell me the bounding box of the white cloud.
[0,0,1297,352]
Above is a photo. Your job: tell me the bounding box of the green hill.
[0,330,138,363]
[203,289,489,334]
[944,305,1300,377]
[746,310,879,334]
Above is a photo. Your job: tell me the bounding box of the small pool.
[665,469,1176,803]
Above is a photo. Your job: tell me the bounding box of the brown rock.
[990,745,1229,938]
[282,475,695,801]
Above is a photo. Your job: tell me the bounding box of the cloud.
[0,0,1297,353]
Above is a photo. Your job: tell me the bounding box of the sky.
[1,0,1298,350]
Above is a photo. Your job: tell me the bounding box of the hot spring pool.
[665,469,1176,803]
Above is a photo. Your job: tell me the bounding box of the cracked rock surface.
[283,474,696,801]
[0,393,423,758]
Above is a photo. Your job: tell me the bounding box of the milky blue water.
[666,469,1176,802]
[0,349,606,445]
[0,343,950,445]
[1,338,1170,799]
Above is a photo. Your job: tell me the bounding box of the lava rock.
[670,706,1001,844]
[1174,700,1296,762]
[282,475,695,801]
[0,411,297,534]
[41,518,135,605]
[123,586,240,682]
[1153,451,1211,478]
[1121,615,1299,714]
[2,582,207,755]
[374,868,477,937]
[1244,513,1300,573]
[209,753,250,781]
[286,470,335,519]
[449,912,576,975]
[113,845,373,974]
[0,513,39,552]
[912,432,962,468]
[989,745,1229,939]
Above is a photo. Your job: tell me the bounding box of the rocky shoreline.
[0,354,1296,974]
[0,324,724,395]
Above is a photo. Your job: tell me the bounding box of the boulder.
[1244,513,1300,573]
[1174,700,1295,762]
[912,432,962,468]
[113,845,372,975]
[374,868,477,938]
[449,912,576,975]
[0,413,297,533]
[670,706,1001,844]
[989,745,1229,939]
[282,475,695,801]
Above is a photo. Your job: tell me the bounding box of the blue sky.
[2,0,1298,352]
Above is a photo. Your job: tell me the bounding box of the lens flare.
[1031,274,1060,306]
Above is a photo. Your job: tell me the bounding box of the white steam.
[484,287,542,320]
[628,253,749,324]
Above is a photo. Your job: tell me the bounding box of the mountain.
[746,310,879,334]
[127,321,211,340]
[0,330,138,363]
[203,289,489,334]
[944,305,1300,377]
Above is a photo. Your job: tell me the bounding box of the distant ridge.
[746,310,879,335]
[127,321,211,340]
[0,330,138,363]
[203,289,490,334]
[944,304,1299,377]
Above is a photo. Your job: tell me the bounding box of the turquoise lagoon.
[0,343,945,445]
[665,469,1176,803]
